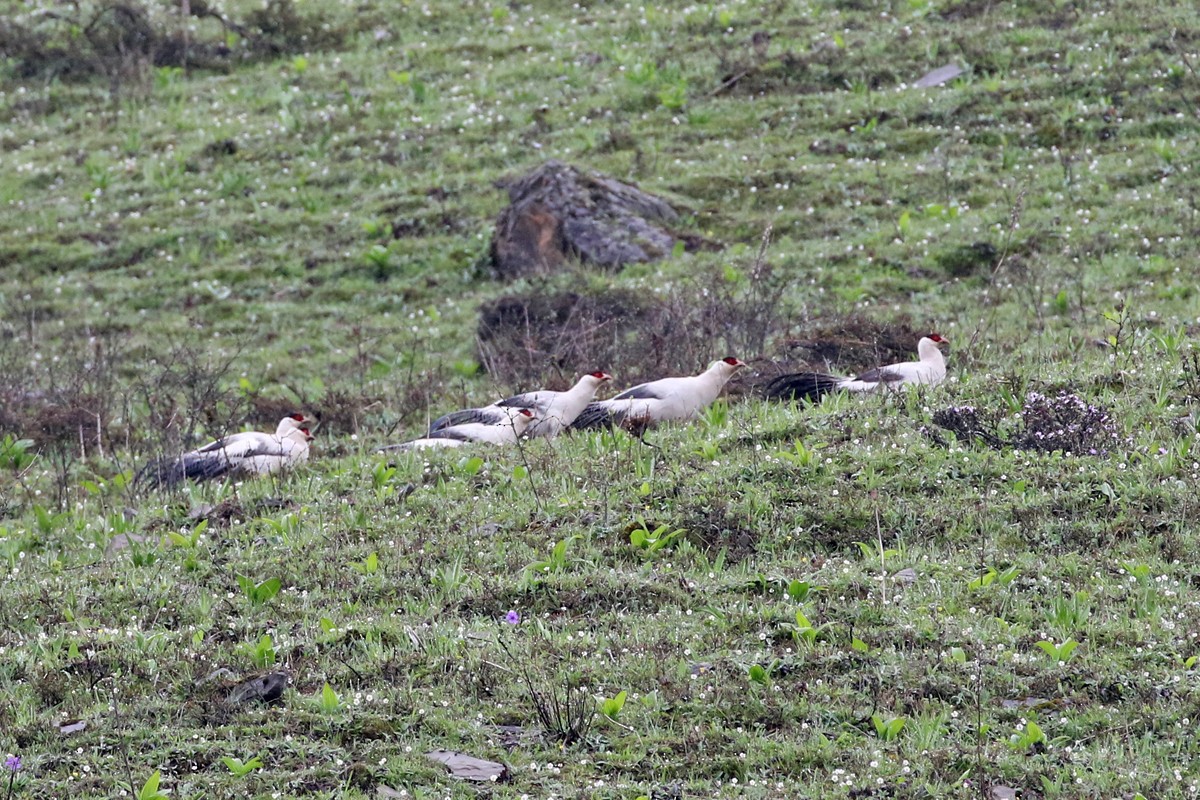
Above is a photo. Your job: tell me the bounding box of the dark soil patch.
[477,261,785,388]
[476,287,656,384]
[934,241,998,277]
[680,506,761,559]
[200,138,238,158]
[28,398,108,449]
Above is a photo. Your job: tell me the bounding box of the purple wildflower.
[504,610,520,625]
[3,755,18,772]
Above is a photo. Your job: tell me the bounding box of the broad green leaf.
[601,690,627,719]
[788,580,815,603]
[256,578,281,603]
[319,683,340,713]
[1035,640,1058,658]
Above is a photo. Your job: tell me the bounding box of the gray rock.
[913,64,964,88]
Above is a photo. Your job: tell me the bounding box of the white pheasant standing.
[765,334,948,402]
[428,371,612,439]
[570,357,747,432]
[379,408,536,452]
[137,414,314,488]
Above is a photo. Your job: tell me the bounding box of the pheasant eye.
[723,356,739,365]
[290,413,305,421]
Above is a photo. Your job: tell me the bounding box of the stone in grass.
[913,63,964,88]
[652,783,684,800]
[58,719,87,735]
[990,787,1018,800]
[891,567,918,585]
[475,522,503,537]
[489,160,680,279]
[424,750,509,782]
[226,672,289,706]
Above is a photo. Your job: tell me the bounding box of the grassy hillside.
[2,0,1200,796]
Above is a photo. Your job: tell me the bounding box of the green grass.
[3,0,1200,796]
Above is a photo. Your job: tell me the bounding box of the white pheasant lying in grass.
[137,414,314,489]
[570,357,747,434]
[765,334,948,402]
[428,371,612,439]
[379,407,536,452]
